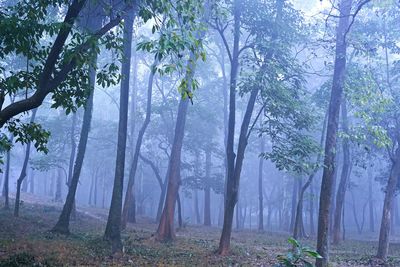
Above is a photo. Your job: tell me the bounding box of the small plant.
[276,237,322,267]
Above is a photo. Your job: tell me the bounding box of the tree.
[104,5,137,252]
[52,0,104,234]
[315,0,352,265]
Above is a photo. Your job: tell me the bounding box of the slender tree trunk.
[29,172,35,194]
[155,98,189,241]
[177,193,183,228]
[217,0,241,255]
[332,98,351,245]
[258,137,265,231]
[294,112,327,239]
[218,0,283,254]
[350,190,362,234]
[316,0,352,265]
[54,168,63,202]
[94,170,98,206]
[14,108,37,216]
[377,147,400,259]
[68,113,77,219]
[89,171,94,205]
[290,178,298,232]
[2,135,13,210]
[104,9,136,252]
[194,189,201,224]
[154,1,210,238]
[122,60,157,227]
[204,149,212,226]
[52,54,97,234]
[139,154,165,222]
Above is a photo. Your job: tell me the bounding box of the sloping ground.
[0,194,399,266]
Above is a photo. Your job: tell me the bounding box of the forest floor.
[0,193,399,266]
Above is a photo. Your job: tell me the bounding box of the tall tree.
[316,0,352,265]
[104,6,136,252]
[121,59,158,227]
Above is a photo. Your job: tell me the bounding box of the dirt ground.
[0,193,399,266]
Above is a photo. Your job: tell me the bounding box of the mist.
[0,0,399,266]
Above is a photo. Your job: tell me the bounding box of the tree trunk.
[376,147,400,260]
[290,178,298,232]
[52,54,97,234]
[139,154,165,222]
[332,98,351,245]
[155,98,189,241]
[29,172,35,194]
[217,0,241,254]
[204,149,212,226]
[67,112,77,219]
[294,112,327,239]
[258,137,265,231]
[2,135,13,210]
[316,0,352,266]
[104,9,136,253]
[122,60,157,228]
[89,170,94,205]
[54,168,63,202]
[154,1,210,237]
[194,189,201,224]
[177,193,183,228]
[218,0,283,254]
[14,108,37,216]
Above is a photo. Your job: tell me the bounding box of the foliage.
[276,238,322,267]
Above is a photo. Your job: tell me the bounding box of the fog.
[0,0,399,266]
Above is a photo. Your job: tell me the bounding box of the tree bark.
[316,0,352,265]
[122,60,157,227]
[104,9,136,252]
[376,147,400,259]
[332,98,351,245]
[14,108,37,216]
[368,162,374,232]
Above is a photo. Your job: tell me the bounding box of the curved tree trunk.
[332,98,351,245]
[104,9,136,253]
[52,55,97,234]
[139,154,166,222]
[218,0,283,254]
[155,98,189,241]
[121,61,157,228]
[14,108,37,216]
[316,0,352,266]
[294,112,327,239]
[376,147,400,260]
